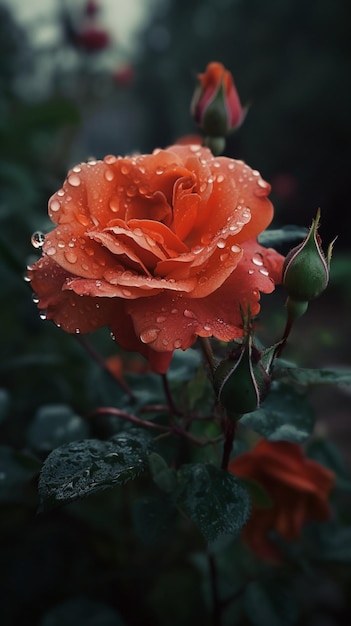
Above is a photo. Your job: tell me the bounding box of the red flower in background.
[229,439,335,561]
[27,144,283,373]
[75,27,110,52]
[191,62,245,136]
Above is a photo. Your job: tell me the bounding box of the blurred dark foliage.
[1,1,351,625]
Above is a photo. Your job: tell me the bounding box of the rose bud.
[282,209,335,302]
[213,334,274,417]
[191,62,245,139]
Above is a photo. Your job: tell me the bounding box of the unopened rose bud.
[191,62,245,138]
[282,209,334,302]
[213,335,272,417]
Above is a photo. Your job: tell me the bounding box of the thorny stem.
[75,335,136,401]
[221,416,237,470]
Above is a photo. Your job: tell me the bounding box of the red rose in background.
[229,439,335,561]
[27,144,283,373]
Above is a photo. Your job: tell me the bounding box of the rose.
[229,439,335,561]
[27,144,283,373]
[191,62,245,136]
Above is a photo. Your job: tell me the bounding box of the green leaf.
[27,404,90,453]
[241,382,314,443]
[258,225,308,247]
[244,579,299,626]
[276,366,351,387]
[38,430,153,511]
[177,463,250,543]
[148,452,177,493]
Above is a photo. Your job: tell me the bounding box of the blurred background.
[1,0,351,624]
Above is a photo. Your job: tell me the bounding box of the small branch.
[90,407,224,448]
[75,335,136,401]
[161,373,182,416]
[199,336,216,379]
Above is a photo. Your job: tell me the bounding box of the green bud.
[213,335,272,417]
[282,209,334,302]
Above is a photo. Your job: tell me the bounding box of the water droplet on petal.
[198,276,208,285]
[50,199,61,212]
[57,189,65,197]
[252,253,264,266]
[105,155,117,165]
[46,246,56,256]
[248,269,254,275]
[156,315,167,323]
[68,174,81,187]
[76,213,91,227]
[64,250,78,264]
[122,288,132,297]
[183,309,196,319]
[217,239,226,249]
[39,311,47,320]
[192,245,204,255]
[140,327,161,344]
[203,324,211,332]
[259,268,269,276]
[104,169,114,182]
[121,165,130,175]
[173,339,182,348]
[156,166,164,175]
[216,174,224,183]
[231,244,241,253]
[171,308,178,314]
[31,231,45,249]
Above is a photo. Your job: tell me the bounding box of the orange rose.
[229,439,335,561]
[27,144,283,373]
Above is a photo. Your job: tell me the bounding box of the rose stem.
[221,416,237,470]
[198,336,215,379]
[75,335,136,401]
[161,373,182,416]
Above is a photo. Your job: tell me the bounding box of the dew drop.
[227,162,235,170]
[39,311,47,320]
[138,184,149,195]
[183,309,196,319]
[133,227,143,237]
[248,269,254,275]
[109,197,120,212]
[217,239,226,249]
[156,166,164,175]
[173,339,182,348]
[203,324,211,332]
[76,213,91,227]
[121,165,130,175]
[140,327,161,344]
[198,276,208,285]
[231,244,241,253]
[252,253,264,266]
[190,144,201,153]
[64,250,78,264]
[126,185,137,197]
[57,189,65,197]
[162,339,169,347]
[216,174,224,183]
[199,182,207,193]
[31,231,45,249]
[68,174,81,187]
[50,199,61,212]
[192,245,204,255]
[156,315,167,323]
[171,308,178,315]
[104,169,114,182]
[259,268,269,276]
[105,155,117,165]
[122,288,132,297]
[32,295,39,304]
[46,246,56,256]
[75,328,81,334]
